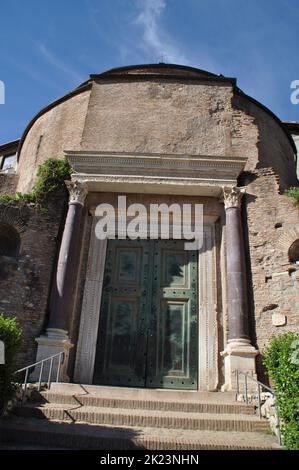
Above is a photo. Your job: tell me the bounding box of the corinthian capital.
[222,186,246,210]
[65,180,88,206]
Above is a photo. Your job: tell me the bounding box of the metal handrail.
[235,370,282,446]
[15,352,64,403]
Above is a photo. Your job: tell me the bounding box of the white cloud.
[38,44,84,85]
[133,0,189,64]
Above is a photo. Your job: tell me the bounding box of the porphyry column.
[221,186,258,391]
[34,181,88,382]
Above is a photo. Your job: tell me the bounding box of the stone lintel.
[65,151,247,198]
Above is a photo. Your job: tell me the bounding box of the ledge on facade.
[65,151,247,198]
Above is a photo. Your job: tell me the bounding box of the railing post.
[22,369,29,404]
[38,362,44,391]
[257,383,262,418]
[244,373,248,404]
[234,370,282,447]
[56,352,62,382]
[48,357,54,389]
[236,370,240,397]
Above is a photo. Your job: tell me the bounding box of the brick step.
[14,403,269,432]
[44,383,237,402]
[31,390,255,415]
[0,417,280,450]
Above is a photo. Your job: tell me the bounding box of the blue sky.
[0,0,298,144]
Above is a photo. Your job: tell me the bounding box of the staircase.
[0,384,281,450]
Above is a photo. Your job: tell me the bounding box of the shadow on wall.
[0,224,20,281]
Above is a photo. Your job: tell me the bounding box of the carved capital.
[222,186,246,210]
[65,180,88,206]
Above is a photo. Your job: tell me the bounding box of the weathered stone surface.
[272,313,287,327]
[17,90,91,193]
[0,173,19,195]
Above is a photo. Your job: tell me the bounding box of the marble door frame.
[74,211,219,391]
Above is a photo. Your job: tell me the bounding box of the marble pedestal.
[31,328,73,383]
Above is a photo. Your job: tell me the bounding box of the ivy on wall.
[0,158,71,208]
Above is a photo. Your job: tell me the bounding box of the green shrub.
[264,332,299,449]
[0,314,22,415]
[32,157,71,204]
[0,157,71,207]
[285,187,299,206]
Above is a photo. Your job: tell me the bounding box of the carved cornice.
[222,186,246,209]
[65,151,247,197]
[66,151,247,175]
[65,180,88,206]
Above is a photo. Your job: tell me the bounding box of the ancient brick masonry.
[0,197,66,368]
[244,169,299,377]
[0,174,19,196]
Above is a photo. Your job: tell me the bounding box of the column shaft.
[221,186,258,391]
[48,180,87,332]
[33,181,87,382]
[225,206,249,341]
[49,202,83,331]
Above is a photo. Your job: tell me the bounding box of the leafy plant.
[264,332,299,450]
[0,157,71,208]
[0,314,22,415]
[285,187,299,206]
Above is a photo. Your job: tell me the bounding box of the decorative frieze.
[74,217,108,384]
[65,151,247,198]
[198,224,219,391]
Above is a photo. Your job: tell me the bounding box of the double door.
[93,239,198,389]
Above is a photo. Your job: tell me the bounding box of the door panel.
[146,240,198,389]
[93,239,198,390]
[93,239,153,387]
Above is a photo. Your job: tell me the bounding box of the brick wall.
[0,198,66,368]
[0,173,19,195]
[243,170,299,380]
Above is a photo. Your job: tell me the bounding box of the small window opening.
[0,153,17,173]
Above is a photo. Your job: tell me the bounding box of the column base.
[31,329,73,383]
[221,339,259,392]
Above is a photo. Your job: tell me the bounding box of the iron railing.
[235,370,282,446]
[15,352,64,403]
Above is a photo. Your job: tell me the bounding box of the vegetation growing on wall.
[264,332,299,450]
[0,158,71,207]
[0,314,22,415]
[285,186,299,206]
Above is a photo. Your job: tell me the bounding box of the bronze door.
[93,239,198,389]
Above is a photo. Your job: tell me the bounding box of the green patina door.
[93,239,198,390]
